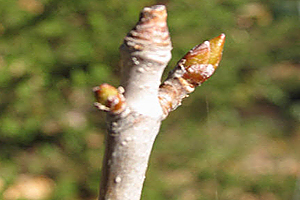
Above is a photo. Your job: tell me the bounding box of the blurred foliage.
[0,0,299,199]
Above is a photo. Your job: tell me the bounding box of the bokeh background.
[0,0,299,199]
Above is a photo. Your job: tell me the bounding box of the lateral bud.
[159,34,226,117]
[178,33,225,87]
[93,84,126,114]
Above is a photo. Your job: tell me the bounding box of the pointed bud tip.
[208,33,226,68]
[219,33,226,39]
[210,33,226,46]
[217,33,226,46]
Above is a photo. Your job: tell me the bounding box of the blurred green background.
[0,0,299,199]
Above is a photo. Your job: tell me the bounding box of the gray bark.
[99,5,172,200]
[97,4,225,200]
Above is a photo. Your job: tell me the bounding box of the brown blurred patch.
[163,169,195,187]
[3,174,55,200]
[237,3,273,28]
[268,63,300,80]
[85,131,104,149]
[180,187,199,200]
[237,142,299,176]
[18,0,44,14]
